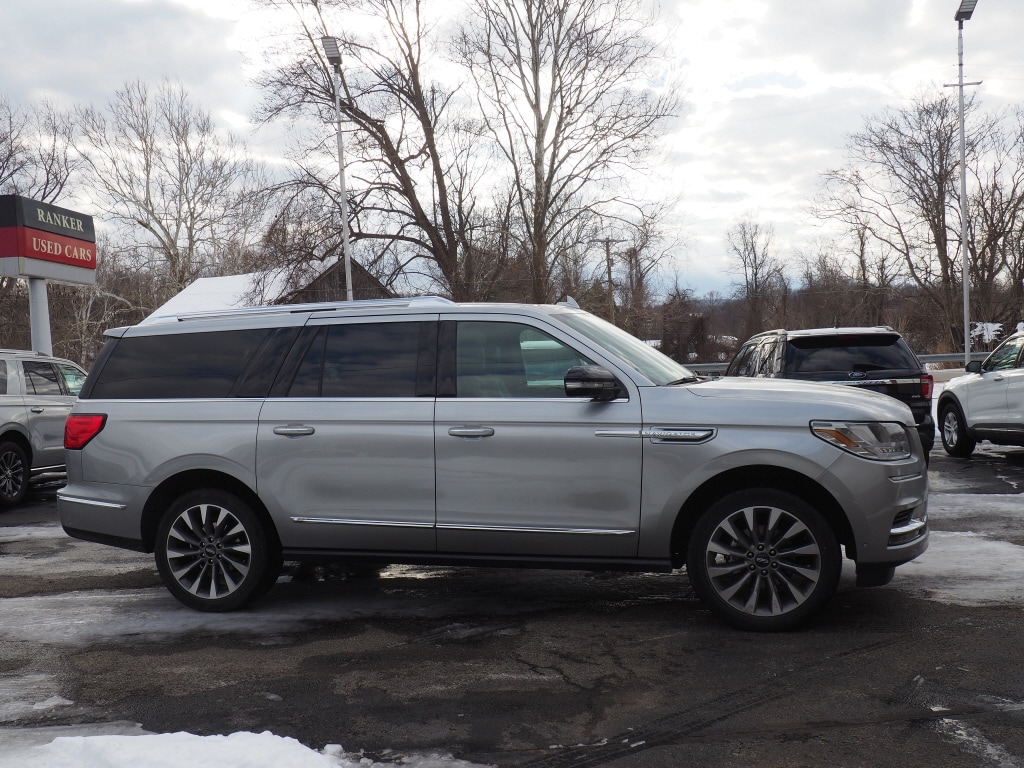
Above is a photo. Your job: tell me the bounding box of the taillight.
[921,374,934,400]
[65,414,107,449]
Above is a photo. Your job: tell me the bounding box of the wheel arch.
[670,465,852,567]
[0,428,32,463]
[937,389,965,415]
[140,469,280,554]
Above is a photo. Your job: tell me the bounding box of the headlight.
[810,421,912,461]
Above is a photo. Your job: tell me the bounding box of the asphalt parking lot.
[1,447,1024,767]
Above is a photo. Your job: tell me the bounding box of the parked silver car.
[58,298,929,630]
[0,349,87,505]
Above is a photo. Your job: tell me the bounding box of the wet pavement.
[1,453,1024,767]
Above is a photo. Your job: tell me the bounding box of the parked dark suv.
[725,327,935,454]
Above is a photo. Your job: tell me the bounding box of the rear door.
[256,316,438,553]
[433,316,643,558]
[21,360,76,469]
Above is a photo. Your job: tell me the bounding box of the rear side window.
[88,329,274,398]
[785,335,919,373]
[288,322,429,397]
[23,361,63,395]
[0,361,6,395]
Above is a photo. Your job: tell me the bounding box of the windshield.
[553,311,694,385]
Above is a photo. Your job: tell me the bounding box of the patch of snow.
[0,729,491,768]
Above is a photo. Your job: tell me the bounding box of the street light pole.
[952,1,980,365]
[321,35,354,302]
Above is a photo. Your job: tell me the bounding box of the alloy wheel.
[701,504,823,618]
[164,502,253,601]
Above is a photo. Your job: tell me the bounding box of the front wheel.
[155,489,275,612]
[686,489,841,631]
[0,441,28,507]
[940,402,976,458]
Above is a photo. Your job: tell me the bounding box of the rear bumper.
[57,483,148,551]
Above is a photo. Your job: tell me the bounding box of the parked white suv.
[58,298,929,630]
[0,349,87,505]
[938,331,1024,457]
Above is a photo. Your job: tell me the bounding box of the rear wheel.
[0,441,28,507]
[940,401,976,458]
[154,489,275,612]
[686,488,841,631]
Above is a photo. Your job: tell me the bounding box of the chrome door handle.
[30,407,44,413]
[273,425,315,437]
[448,426,495,438]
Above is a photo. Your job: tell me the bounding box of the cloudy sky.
[3,0,1022,296]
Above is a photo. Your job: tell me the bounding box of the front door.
[972,336,1024,426]
[434,317,643,558]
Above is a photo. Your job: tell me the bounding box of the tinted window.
[289,322,424,397]
[90,329,273,398]
[23,361,63,395]
[785,335,919,373]
[457,322,594,398]
[0,361,6,395]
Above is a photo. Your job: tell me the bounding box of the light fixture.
[320,36,341,67]
[954,0,977,22]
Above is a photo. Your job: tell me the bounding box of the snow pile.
[0,729,489,768]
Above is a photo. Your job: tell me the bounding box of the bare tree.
[727,218,788,339]
[456,0,679,303]
[0,95,78,202]
[254,0,493,299]
[817,92,1003,348]
[0,95,83,315]
[965,108,1024,328]
[75,80,273,304]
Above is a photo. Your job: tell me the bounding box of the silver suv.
[0,349,87,505]
[58,299,929,630]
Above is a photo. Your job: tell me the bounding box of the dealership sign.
[0,194,96,284]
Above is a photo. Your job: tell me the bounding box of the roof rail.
[142,296,456,325]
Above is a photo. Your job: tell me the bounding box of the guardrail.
[686,351,989,378]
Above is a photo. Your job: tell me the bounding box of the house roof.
[143,272,290,324]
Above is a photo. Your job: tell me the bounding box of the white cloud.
[3,0,1022,293]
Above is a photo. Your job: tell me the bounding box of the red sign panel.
[0,226,96,270]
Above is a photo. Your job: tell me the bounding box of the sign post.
[0,195,97,354]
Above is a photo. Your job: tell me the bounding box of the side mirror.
[564,366,624,401]
[966,360,983,374]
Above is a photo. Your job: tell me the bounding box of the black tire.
[0,440,28,507]
[686,488,841,631]
[940,401,976,458]
[154,489,275,612]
